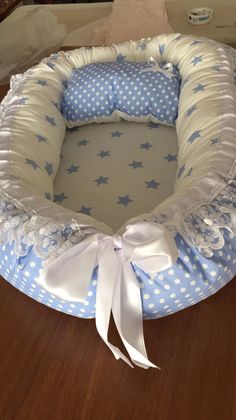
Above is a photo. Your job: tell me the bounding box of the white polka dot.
[87,291,93,297]
[174,278,181,284]
[180,287,186,293]
[30,262,36,268]
[159,298,165,304]
[168,269,174,275]
[184,256,190,262]
[154,289,160,294]
[190,280,196,286]
[170,293,176,298]
[164,284,170,290]
[158,274,164,280]
[144,293,150,299]
[70,304,76,308]
[210,271,217,277]
[148,303,154,308]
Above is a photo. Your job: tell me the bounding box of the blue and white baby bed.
[0,34,235,369]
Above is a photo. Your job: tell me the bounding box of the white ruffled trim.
[139,174,236,257]
[0,189,88,263]
[0,37,236,261]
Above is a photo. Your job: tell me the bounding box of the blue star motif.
[192,83,206,93]
[140,142,153,150]
[35,134,47,143]
[45,192,51,200]
[138,41,146,50]
[45,115,57,126]
[212,65,221,72]
[19,97,28,105]
[164,153,177,162]
[111,131,123,138]
[117,195,133,207]
[97,150,110,158]
[147,122,160,129]
[210,138,220,145]
[25,159,40,170]
[190,40,202,46]
[129,160,143,169]
[191,55,203,66]
[145,179,160,189]
[94,176,109,185]
[37,79,47,86]
[54,192,68,203]
[46,61,55,69]
[51,101,59,109]
[116,54,126,63]
[185,105,197,117]
[45,162,53,176]
[159,44,165,55]
[78,139,89,146]
[187,130,202,144]
[67,127,79,133]
[174,35,184,41]
[186,168,193,177]
[177,164,185,178]
[66,165,80,174]
[78,206,92,216]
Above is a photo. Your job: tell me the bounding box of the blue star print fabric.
[61,60,180,126]
[53,121,178,230]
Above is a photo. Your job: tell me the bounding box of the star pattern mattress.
[54,122,178,230]
[0,34,235,369]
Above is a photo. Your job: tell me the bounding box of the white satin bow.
[38,222,178,369]
[140,57,175,79]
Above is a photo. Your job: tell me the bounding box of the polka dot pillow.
[61,59,180,127]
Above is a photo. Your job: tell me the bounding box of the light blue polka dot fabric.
[61,59,180,126]
[0,229,235,320]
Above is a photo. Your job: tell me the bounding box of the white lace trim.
[0,189,88,263]
[141,177,236,257]
[0,175,235,263]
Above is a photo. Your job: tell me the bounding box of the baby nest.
[0,34,236,369]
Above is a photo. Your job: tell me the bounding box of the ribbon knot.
[140,57,175,79]
[38,222,178,369]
